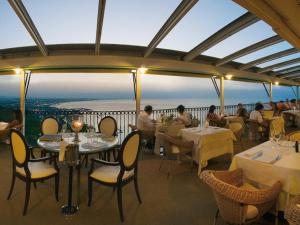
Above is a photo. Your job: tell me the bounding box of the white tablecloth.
[230,140,300,210]
[181,126,235,175]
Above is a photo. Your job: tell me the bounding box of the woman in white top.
[175,105,192,127]
[137,105,155,132]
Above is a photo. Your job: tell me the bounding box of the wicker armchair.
[201,169,281,225]
[285,195,300,225]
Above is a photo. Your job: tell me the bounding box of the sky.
[0,0,298,102]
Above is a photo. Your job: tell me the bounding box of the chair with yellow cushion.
[97,116,119,161]
[201,169,281,225]
[7,129,59,215]
[285,195,300,225]
[228,122,244,151]
[263,110,274,120]
[41,116,60,135]
[287,131,300,142]
[88,130,141,222]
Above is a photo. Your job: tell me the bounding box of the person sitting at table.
[175,105,192,127]
[249,103,268,129]
[290,99,297,109]
[0,110,23,142]
[284,98,291,110]
[270,101,280,116]
[276,100,285,112]
[137,105,155,132]
[207,105,226,127]
[236,103,248,120]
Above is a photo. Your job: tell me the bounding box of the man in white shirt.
[176,105,192,127]
[249,102,268,127]
[137,105,155,132]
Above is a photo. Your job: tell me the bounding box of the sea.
[53,97,263,111]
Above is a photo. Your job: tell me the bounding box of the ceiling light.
[14,68,22,75]
[225,74,233,80]
[138,66,147,74]
[274,81,279,85]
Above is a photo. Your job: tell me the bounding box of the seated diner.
[207,105,226,127]
[175,105,192,127]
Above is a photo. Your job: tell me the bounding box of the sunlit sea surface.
[53,97,258,111]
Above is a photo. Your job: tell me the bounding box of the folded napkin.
[279,140,295,148]
[254,151,280,164]
[244,148,263,158]
[81,142,108,150]
[59,140,68,162]
[40,134,62,142]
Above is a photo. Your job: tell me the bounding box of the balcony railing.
[24,103,255,145]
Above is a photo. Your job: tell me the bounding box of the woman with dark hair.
[175,105,192,127]
[207,105,226,127]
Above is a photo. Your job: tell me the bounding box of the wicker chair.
[247,119,267,142]
[157,132,194,178]
[285,195,300,225]
[287,131,300,142]
[201,169,281,225]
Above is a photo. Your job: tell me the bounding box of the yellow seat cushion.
[171,145,180,154]
[16,162,58,179]
[90,165,134,183]
[240,183,259,220]
[245,205,259,220]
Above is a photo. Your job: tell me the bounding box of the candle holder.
[71,115,83,143]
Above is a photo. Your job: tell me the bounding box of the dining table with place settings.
[180,126,236,175]
[230,140,300,210]
[37,132,119,206]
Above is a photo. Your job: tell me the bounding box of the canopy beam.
[210,77,220,98]
[220,76,224,115]
[8,0,48,56]
[240,48,298,71]
[279,70,300,79]
[275,65,300,76]
[257,57,300,74]
[144,0,198,57]
[95,0,106,55]
[216,35,283,66]
[183,12,259,62]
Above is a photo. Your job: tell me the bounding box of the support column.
[269,82,273,102]
[220,76,224,115]
[135,70,141,119]
[297,86,299,105]
[20,70,25,134]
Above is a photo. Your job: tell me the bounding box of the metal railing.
[24,103,255,145]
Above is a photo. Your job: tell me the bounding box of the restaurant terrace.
[1,0,300,225]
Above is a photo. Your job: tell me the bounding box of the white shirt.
[249,110,263,123]
[178,112,192,127]
[137,111,154,131]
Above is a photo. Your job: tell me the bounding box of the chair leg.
[213,209,219,225]
[7,174,16,200]
[117,186,124,222]
[134,176,142,204]
[23,181,31,216]
[88,178,92,207]
[55,174,59,201]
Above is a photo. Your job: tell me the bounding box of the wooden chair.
[287,131,300,141]
[98,116,118,161]
[201,169,281,225]
[157,132,194,178]
[88,130,142,222]
[40,116,60,159]
[7,129,59,215]
[285,195,300,225]
[228,122,244,152]
[41,116,60,135]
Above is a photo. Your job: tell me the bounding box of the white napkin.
[254,151,280,164]
[59,140,68,162]
[244,148,263,158]
[0,122,8,131]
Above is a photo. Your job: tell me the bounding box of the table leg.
[77,163,81,205]
[61,166,79,215]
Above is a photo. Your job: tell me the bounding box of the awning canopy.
[0,0,299,86]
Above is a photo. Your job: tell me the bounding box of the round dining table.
[37,132,119,213]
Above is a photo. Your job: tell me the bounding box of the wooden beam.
[216,35,283,66]
[275,65,300,75]
[19,70,25,134]
[220,76,225,115]
[8,0,48,56]
[280,70,300,79]
[240,48,298,70]
[233,0,300,51]
[257,57,300,74]
[95,0,106,55]
[183,12,259,62]
[144,0,198,57]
